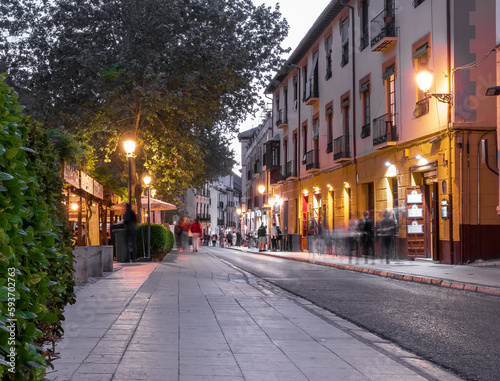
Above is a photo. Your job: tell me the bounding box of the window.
[341,97,350,136]
[326,107,333,150]
[341,19,349,67]
[305,52,319,101]
[302,124,308,163]
[360,0,369,51]
[302,65,307,101]
[383,65,396,127]
[325,36,332,79]
[293,76,298,110]
[360,81,370,138]
[313,118,319,140]
[413,43,429,117]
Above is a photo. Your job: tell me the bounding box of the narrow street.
[208,247,500,381]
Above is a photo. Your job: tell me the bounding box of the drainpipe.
[446,0,454,263]
[345,3,357,165]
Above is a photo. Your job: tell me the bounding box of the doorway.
[424,182,439,260]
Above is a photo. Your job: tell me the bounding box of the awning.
[111,196,177,213]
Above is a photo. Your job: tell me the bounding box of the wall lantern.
[258,184,266,195]
[344,182,350,188]
[416,69,452,104]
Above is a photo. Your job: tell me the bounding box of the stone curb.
[245,250,500,298]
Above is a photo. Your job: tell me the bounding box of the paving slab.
[48,250,463,381]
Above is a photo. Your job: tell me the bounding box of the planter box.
[87,246,103,278]
[73,246,88,285]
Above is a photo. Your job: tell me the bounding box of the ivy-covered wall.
[0,75,75,380]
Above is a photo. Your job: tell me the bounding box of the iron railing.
[276,108,288,127]
[373,114,398,145]
[305,149,319,171]
[361,123,371,139]
[370,9,396,47]
[333,135,350,160]
[286,160,297,178]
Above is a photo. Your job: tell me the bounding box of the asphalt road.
[206,247,500,381]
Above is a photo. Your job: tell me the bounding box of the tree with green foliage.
[0,75,75,380]
[1,0,289,211]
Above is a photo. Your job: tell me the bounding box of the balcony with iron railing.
[361,123,371,139]
[333,135,350,162]
[276,108,288,129]
[304,79,319,105]
[326,141,333,154]
[286,160,297,179]
[270,166,286,185]
[305,149,320,172]
[373,114,398,149]
[370,9,397,51]
[413,98,429,118]
[341,43,349,67]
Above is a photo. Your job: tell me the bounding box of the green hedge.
[0,75,75,380]
[136,224,174,261]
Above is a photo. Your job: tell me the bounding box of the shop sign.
[93,180,103,199]
[63,162,79,189]
[408,204,423,218]
[407,220,424,234]
[407,189,423,204]
[81,172,93,193]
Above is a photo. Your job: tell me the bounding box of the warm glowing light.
[124,140,136,157]
[236,208,242,215]
[416,69,433,93]
[278,198,284,206]
[344,182,350,188]
[268,198,276,207]
[258,185,266,195]
[303,189,309,195]
[71,203,78,211]
[385,161,391,167]
[386,164,397,178]
[415,154,422,160]
[151,189,157,198]
[143,176,152,186]
[418,157,429,166]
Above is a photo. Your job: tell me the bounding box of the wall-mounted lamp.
[416,69,452,104]
[344,182,350,188]
[415,154,422,160]
[71,203,78,211]
[258,184,266,195]
[385,161,391,167]
[485,86,500,96]
[386,164,397,178]
[303,189,309,195]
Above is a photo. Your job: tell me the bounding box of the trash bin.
[290,234,301,252]
[111,224,128,263]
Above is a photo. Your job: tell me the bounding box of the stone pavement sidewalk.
[48,250,462,381]
[232,246,500,297]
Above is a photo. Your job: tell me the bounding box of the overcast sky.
[232,0,332,174]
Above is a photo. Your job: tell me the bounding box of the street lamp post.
[124,140,136,206]
[143,176,152,260]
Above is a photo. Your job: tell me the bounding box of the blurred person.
[379,211,396,264]
[211,233,217,247]
[181,217,191,252]
[175,219,183,252]
[270,223,278,251]
[236,231,242,246]
[226,230,233,248]
[190,218,202,252]
[358,211,375,263]
[276,225,282,251]
[124,203,138,262]
[258,223,267,251]
[347,217,360,263]
[232,229,237,246]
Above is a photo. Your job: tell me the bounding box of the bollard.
[73,246,88,284]
[87,246,103,278]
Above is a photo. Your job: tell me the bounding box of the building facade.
[241,0,499,263]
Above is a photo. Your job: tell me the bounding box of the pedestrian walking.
[270,223,278,251]
[175,219,183,252]
[379,211,396,264]
[358,211,375,263]
[226,230,233,248]
[124,203,138,262]
[232,230,237,246]
[190,218,202,252]
[181,217,191,252]
[276,226,282,251]
[258,223,267,251]
[211,233,217,247]
[347,217,360,263]
[236,231,242,246]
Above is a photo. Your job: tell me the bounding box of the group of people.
[311,210,397,263]
[174,217,202,252]
[210,229,242,248]
[257,222,282,252]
